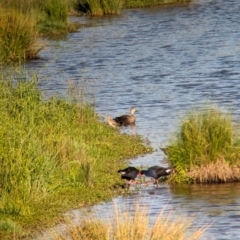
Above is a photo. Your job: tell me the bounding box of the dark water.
[27,0,240,239]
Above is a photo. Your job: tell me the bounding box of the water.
[26,0,240,239]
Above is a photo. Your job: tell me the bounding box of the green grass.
[76,0,190,16]
[0,7,43,64]
[0,69,152,239]
[164,107,240,183]
[124,0,191,8]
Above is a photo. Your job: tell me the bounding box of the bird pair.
[107,107,136,127]
[117,166,173,187]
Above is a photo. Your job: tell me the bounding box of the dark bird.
[113,107,136,126]
[117,166,141,185]
[140,166,173,185]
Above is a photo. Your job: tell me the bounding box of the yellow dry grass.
[49,203,207,240]
[188,158,240,183]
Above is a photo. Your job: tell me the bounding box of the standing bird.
[140,166,173,185]
[107,115,120,128]
[113,107,136,126]
[117,166,141,185]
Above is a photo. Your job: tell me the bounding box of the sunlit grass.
[124,0,191,8]
[0,7,43,64]
[165,107,240,183]
[0,69,152,239]
[49,203,207,240]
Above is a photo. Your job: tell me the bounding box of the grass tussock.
[49,204,206,240]
[188,158,240,183]
[165,107,240,184]
[77,0,123,16]
[0,7,43,64]
[0,69,152,239]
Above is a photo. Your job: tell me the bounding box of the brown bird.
[113,107,136,126]
[107,115,120,128]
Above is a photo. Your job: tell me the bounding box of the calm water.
[27,0,240,239]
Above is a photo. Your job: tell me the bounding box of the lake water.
[27,0,240,239]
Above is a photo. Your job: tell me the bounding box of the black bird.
[140,166,173,185]
[113,107,136,126]
[117,166,141,185]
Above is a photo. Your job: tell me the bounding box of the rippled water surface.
[27,0,240,239]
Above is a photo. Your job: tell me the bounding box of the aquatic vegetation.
[49,203,206,240]
[124,0,191,8]
[76,0,123,16]
[0,70,152,239]
[76,0,191,16]
[0,7,42,64]
[165,107,240,183]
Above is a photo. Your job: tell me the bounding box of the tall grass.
[166,107,240,183]
[123,0,190,9]
[77,0,190,15]
[0,7,42,64]
[38,0,72,34]
[77,0,123,16]
[50,203,206,239]
[0,0,78,64]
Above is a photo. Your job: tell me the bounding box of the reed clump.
[165,108,240,184]
[0,70,152,239]
[76,0,123,16]
[0,7,43,64]
[50,204,206,240]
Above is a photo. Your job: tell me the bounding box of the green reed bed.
[124,0,191,8]
[0,0,78,62]
[38,0,79,35]
[0,71,151,239]
[165,107,240,184]
[0,0,191,64]
[0,7,42,64]
[76,0,190,16]
[75,0,123,16]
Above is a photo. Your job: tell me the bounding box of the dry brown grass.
[49,204,207,240]
[188,158,240,183]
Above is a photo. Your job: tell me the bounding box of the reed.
[0,7,42,64]
[50,203,206,239]
[166,107,240,183]
[124,0,191,8]
[101,0,123,15]
[38,0,72,34]
[81,0,123,16]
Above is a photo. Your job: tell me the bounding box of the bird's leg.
[154,179,159,188]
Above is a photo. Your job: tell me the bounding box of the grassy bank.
[164,107,240,184]
[0,70,152,239]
